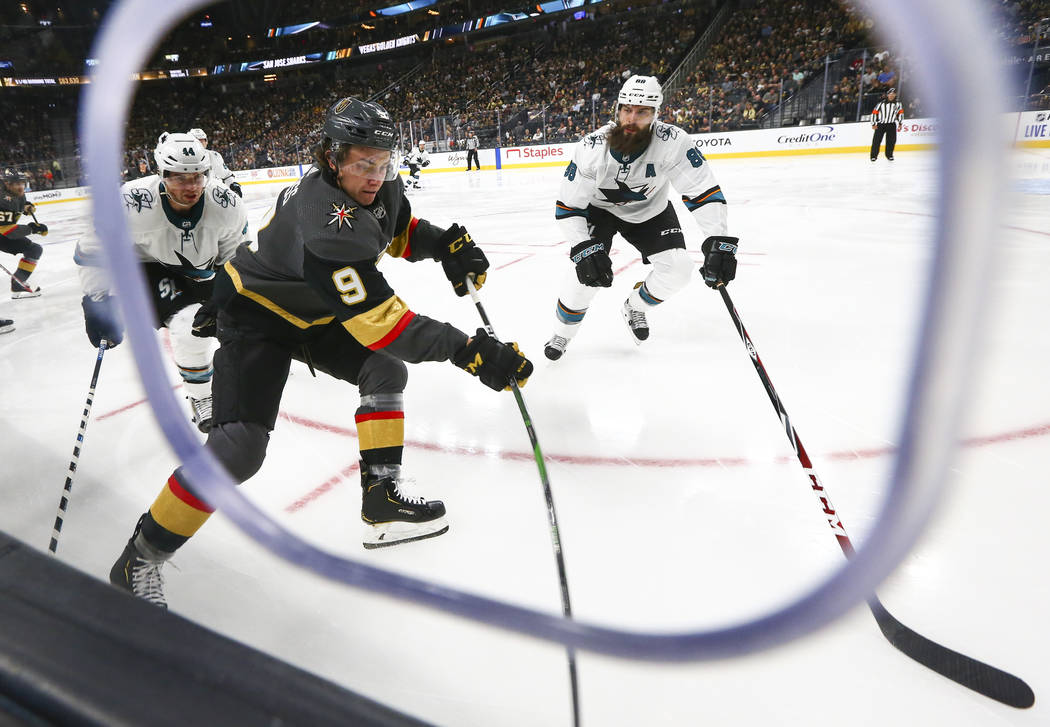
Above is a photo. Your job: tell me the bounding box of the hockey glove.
[82,294,123,349]
[700,236,739,289]
[570,239,613,287]
[422,160,431,167]
[28,222,47,236]
[23,202,35,215]
[453,328,534,391]
[191,301,218,338]
[229,181,243,198]
[438,224,489,296]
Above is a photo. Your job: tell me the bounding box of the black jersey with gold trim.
[0,190,27,236]
[226,167,467,362]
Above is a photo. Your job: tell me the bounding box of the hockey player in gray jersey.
[544,75,739,359]
[75,132,251,432]
[108,97,533,607]
[188,127,243,197]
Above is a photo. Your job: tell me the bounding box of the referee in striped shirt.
[870,87,904,161]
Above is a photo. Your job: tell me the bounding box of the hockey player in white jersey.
[544,75,739,359]
[75,132,251,431]
[404,140,430,189]
[188,127,243,197]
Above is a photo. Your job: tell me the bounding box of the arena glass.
[80,0,1011,661]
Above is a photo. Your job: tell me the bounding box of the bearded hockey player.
[188,127,243,197]
[108,97,533,607]
[544,75,739,360]
[1,167,47,299]
[75,132,250,432]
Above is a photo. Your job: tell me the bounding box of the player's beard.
[607,122,652,156]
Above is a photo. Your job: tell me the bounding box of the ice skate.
[544,335,569,361]
[187,394,213,433]
[109,516,172,609]
[11,282,40,299]
[621,299,649,344]
[361,464,448,549]
[0,318,13,334]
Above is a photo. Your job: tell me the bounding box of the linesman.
[870,87,904,162]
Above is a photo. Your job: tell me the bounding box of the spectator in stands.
[125,157,150,181]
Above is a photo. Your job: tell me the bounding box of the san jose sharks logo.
[212,186,236,208]
[172,250,216,280]
[123,187,154,212]
[327,202,356,231]
[598,179,651,205]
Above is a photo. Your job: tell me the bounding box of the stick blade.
[869,600,1034,708]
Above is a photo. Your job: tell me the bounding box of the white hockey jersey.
[75,174,250,297]
[405,146,430,168]
[207,148,236,186]
[555,120,727,245]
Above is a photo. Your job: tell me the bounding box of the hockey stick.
[715,282,1034,708]
[0,261,36,293]
[48,340,108,555]
[464,276,581,727]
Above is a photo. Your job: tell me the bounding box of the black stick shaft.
[465,278,580,727]
[49,341,107,555]
[716,283,1033,709]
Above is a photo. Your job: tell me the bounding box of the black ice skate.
[110,516,172,609]
[187,394,213,433]
[11,282,40,299]
[621,299,649,344]
[360,463,448,549]
[0,319,13,334]
[544,335,569,361]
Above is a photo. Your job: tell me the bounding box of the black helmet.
[3,168,27,184]
[323,97,396,152]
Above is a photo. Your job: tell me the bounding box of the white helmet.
[188,127,207,142]
[154,132,210,175]
[617,75,663,117]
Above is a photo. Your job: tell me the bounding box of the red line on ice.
[276,409,1050,513]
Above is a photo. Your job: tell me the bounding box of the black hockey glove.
[191,301,218,338]
[28,222,47,236]
[23,202,35,215]
[422,160,431,167]
[569,239,613,287]
[700,236,739,289]
[438,224,489,297]
[453,329,534,391]
[229,181,243,198]
[82,294,123,349]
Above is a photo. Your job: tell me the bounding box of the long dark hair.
[311,138,356,186]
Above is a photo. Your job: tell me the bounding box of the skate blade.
[363,517,449,549]
[11,290,41,299]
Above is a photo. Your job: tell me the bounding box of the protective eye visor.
[333,145,400,182]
